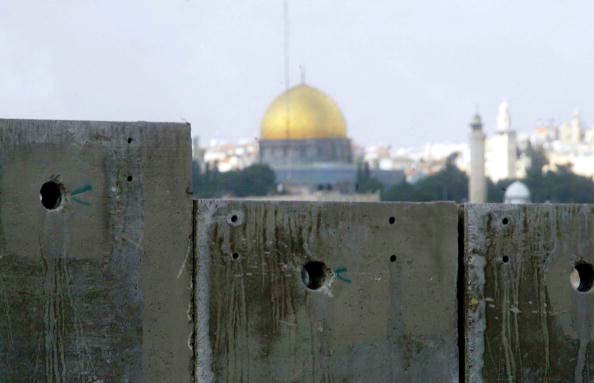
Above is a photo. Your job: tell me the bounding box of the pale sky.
[1,1,593,147]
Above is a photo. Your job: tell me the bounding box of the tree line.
[381,147,594,203]
[192,161,276,198]
[193,147,594,203]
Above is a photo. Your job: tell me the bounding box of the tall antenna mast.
[283,0,290,92]
[283,0,292,178]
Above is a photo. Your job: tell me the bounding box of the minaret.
[501,102,516,179]
[496,101,511,132]
[488,101,517,181]
[469,113,487,203]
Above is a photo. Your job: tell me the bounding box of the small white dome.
[504,181,530,204]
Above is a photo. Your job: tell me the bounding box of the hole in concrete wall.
[389,216,395,225]
[301,261,328,290]
[231,252,240,260]
[502,256,509,263]
[127,137,133,144]
[40,181,63,210]
[502,217,509,225]
[226,210,245,226]
[390,255,397,262]
[127,175,133,182]
[571,262,594,293]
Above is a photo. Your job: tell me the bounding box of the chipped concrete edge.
[194,199,226,382]
[464,204,488,383]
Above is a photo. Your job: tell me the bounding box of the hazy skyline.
[1,0,593,147]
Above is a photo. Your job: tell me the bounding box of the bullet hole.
[231,252,240,260]
[40,181,63,210]
[127,176,133,182]
[127,137,133,144]
[502,217,509,225]
[389,216,396,225]
[390,255,397,262]
[502,256,510,263]
[301,261,328,290]
[226,210,244,226]
[570,262,594,293]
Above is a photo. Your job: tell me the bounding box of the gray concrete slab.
[0,119,193,382]
[195,200,459,382]
[464,204,594,382]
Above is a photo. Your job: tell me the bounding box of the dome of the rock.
[261,84,347,140]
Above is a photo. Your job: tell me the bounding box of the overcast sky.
[1,1,593,147]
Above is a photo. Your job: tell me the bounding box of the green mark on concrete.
[335,267,352,284]
[71,184,92,196]
[72,197,91,206]
[72,184,93,205]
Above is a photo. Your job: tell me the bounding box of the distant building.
[559,110,583,145]
[532,110,594,178]
[202,139,258,172]
[258,82,403,192]
[238,190,381,202]
[259,84,352,166]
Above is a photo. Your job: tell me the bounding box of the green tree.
[536,165,594,203]
[192,161,276,198]
[355,161,384,193]
[525,143,547,179]
[223,164,277,197]
[488,178,513,202]
[193,162,221,198]
[382,153,468,202]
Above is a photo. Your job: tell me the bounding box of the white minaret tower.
[487,101,517,182]
[496,101,511,132]
[469,113,487,203]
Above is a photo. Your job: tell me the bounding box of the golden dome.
[261,84,347,140]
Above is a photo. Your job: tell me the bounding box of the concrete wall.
[194,200,459,382]
[2,119,594,382]
[464,204,594,382]
[0,119,193,382]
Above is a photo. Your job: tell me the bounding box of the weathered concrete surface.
[464,204,594,382]
[12,118,594,383]
[195,199,459,382]
[0,119,193,382]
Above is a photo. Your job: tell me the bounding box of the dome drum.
[259,137,352,166]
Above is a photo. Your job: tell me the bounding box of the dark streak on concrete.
[0,119,192,382]
[195,200,459,382]
[465,204,594,382]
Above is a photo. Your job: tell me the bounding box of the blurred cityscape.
[192,80,594,203]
